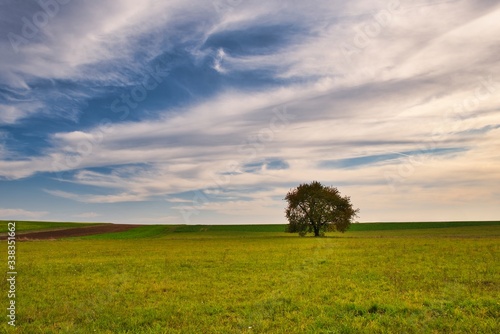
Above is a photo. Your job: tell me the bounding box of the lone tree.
[285,181,359,237]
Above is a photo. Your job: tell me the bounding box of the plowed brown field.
[1,224,141,240]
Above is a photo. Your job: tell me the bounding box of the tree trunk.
[313,225,320,237]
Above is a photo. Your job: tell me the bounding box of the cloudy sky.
[0,0,499,224]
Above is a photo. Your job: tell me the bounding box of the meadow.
[0,221,499,333]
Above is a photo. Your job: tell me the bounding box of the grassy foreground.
[1,223,499,333]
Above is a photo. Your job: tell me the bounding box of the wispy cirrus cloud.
[44,189,148,204]
[0,102,43,124]
[0,0,499,223]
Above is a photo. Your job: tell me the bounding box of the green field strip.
[0,220,105,234]
[74,221,500,239]
[348,221,500,231]
[79,225,172,240]
[2,221,499,239]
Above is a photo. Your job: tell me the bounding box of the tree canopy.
[284,181,359,237]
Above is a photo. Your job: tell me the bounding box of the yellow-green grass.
[1,225,498,333]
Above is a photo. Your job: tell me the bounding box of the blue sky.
[0,0,499,224]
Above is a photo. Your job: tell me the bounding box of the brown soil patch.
[1,224,141,240]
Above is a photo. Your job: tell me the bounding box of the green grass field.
[1,221,499,333]
[2,220,499,237]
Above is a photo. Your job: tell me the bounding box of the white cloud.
[72,212,101,218]
[136,215,180,224]
[0,102,43,124]
[44,189,148,203]
[0,0,499,222]
[0,208,49,219]
[1,64,499,221]
[213,48,227,73]
[0,0,218,123]
[0,0,217,86]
